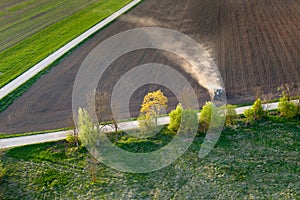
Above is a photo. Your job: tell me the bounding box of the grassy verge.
[0,118,299,199]
[0,0,132,88]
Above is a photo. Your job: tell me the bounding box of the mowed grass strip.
[0,0,99,50]
[0,0,132,88]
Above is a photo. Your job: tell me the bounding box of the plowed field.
[0,0,299,133]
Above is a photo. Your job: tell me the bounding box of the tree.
[140,90,168,124]
[199,101,223,132]
[278,95,297,118]
[94,91,122,142]
[77,91,120,182]
[243,98,264,123]
[78,108,98,147]
[139,90,168,132]
[244,108,255,124]
[138,114,156,134]
[276,84,297,118]
[179,108,198,135]
[168,104,183,132]
[221,104,237,125]
[77,107,100,183]
[168,104,198,135]
[252,98,264,119]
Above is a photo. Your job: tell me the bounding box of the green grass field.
[0,0,132,88]
[0,0,97,51]
[1,117,299,199]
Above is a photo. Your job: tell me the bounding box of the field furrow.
[0,0,299,133]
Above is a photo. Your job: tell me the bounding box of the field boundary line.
[2,100,299,149]
[0,0,142,100]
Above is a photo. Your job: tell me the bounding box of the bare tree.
[86,156,99,183]
[262,93,272,117]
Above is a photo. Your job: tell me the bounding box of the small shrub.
[244,108,255,123]
[252,98,264,119]
[168,104,183,132]
[221,104,237,125]
[66,132,76,143]
[278,95,297,118]
[66,130,80,146]
[138,114,156,134]
[179,109,198,135]
[244,98,264,123]
[199,102,224,132]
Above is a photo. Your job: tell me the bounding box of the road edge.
[0,0,142,100]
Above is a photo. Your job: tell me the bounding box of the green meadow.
[0,0,132,88]
[0,117,299,199]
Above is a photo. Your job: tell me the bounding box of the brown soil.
[0,0,299,134]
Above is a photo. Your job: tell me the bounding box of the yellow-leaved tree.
[139,90,168,132]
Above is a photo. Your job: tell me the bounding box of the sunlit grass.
[1,117,299,199]
[0,0,132,88]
